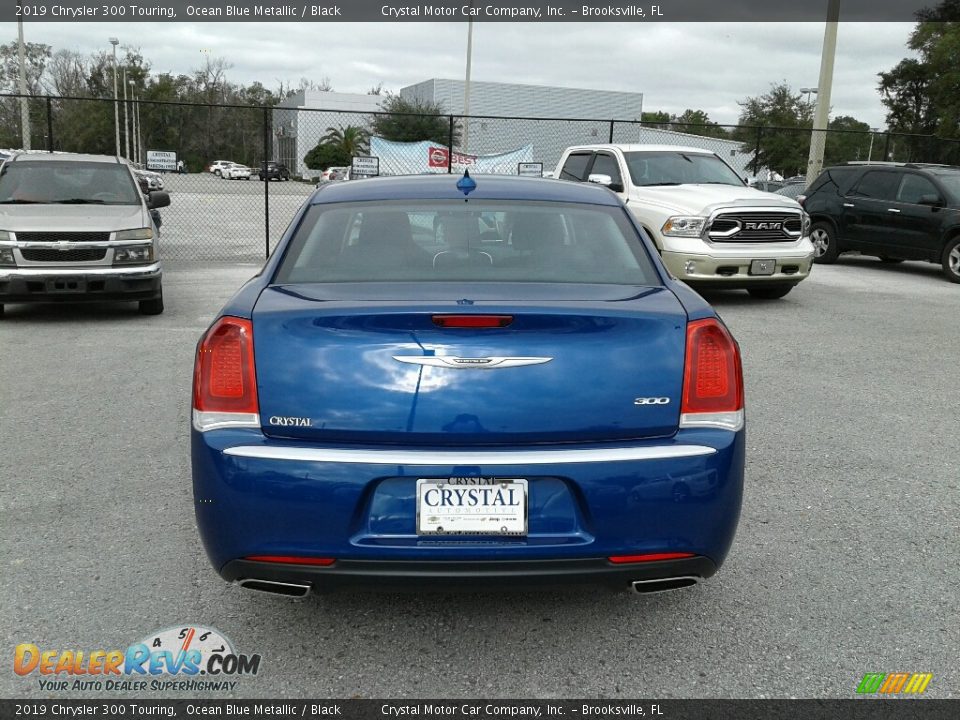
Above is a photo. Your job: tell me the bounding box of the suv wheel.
[747,284,794,300]
[810,222,839,264]
[139,292,164,315]
[942,237,960,284]
[214,169,221,177]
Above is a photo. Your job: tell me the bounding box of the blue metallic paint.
[193,175,745,589]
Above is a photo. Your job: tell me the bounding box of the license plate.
[416,478,528,536]
[749,259,776,276]
[46,278,86,292]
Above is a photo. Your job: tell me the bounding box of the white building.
[274,79,646,177]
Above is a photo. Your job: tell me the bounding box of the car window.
[850,171,900,200]
[275,200,660,286]
[0,161,141,205]
[558,153,592,182]
[622,151,743,187]
[896,174,939,204]
[591,153,622,185]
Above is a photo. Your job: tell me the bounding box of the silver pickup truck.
[0,152,170,316]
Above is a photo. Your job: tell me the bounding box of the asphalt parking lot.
[1,256,957,699]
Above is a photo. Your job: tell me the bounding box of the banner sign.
[370,137,534,176]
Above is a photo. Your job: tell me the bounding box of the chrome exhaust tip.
[238,579,311,598]
[631,576,700,595]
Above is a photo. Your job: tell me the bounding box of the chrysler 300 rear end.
[191,175,745,596]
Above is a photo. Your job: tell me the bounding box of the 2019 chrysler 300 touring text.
[191,174,745,596]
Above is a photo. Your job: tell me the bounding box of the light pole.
[17,3,31,150]
[109,38,120,157]
[462,7,474,153]
[123,68,130,160]
[129,80,137,164]
[800,87,818,109]
[805,0,840,186]
[135,93,142,165]
[867,127,880,164]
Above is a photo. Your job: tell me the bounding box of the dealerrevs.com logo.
[14,625,261,692]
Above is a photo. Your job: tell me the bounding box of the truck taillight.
[680,318,744,431]
[192,316,260,432]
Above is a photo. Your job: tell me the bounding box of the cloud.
[3,20,915,127]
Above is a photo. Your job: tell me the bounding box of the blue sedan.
[192,173,745,596]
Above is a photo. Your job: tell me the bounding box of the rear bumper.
[222,556,718,593]
[0,263,162,303]
[193,428,745,590]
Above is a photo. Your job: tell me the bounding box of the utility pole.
[805,0,840,186]
[123,68,130,160]
[17,4,31,150]
[110,38,120,157]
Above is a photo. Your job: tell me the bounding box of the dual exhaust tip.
[237,576,699,597]
[630,576,700,595]
[238,578,311,598]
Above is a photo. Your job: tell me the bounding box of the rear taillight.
[608,552,695,564]
[245,555,335,566]
[432,315,513,328]
[680,318,744,431]
[192,316,260,432]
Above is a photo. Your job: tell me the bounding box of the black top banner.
[2,700,960,720]
[3,0,946,23]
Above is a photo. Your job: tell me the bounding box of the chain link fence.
[4,93,960,262]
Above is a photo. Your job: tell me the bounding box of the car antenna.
[456,169,476,201]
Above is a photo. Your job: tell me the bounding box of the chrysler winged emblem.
[393,356,552,370]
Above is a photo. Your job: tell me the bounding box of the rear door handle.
[888,208,901,214]
[842,202,855,208]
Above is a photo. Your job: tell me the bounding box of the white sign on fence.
[351,156,380,178]
[146,150,177,171]
[518,162,544,177]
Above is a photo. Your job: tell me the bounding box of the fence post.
[883,133,891,162]
[447,115,454,174]
[608,120,615,143]
[46,96,53,152]
[754,126,763,177]
[263,106,270,259]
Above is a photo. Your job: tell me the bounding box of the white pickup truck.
[555,144,815,298]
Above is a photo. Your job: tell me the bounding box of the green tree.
[304,142,350,170]
[734,83,813,176]
[824,115,874,165]
[321,124,369,156]
[641,110,672,128]
[371,94,458,146]
[672,109,731,139]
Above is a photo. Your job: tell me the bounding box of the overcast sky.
[2,21,917,128]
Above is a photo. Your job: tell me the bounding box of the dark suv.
[258,161,290,181]
[803,162,960,283]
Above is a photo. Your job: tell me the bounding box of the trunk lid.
[252,283,688,445]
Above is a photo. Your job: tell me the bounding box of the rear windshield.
[0,161,141,205]
[623,151,744,187]
[275,200,660,286]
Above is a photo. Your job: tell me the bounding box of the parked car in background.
[0,153,170,315]
[192,173,745,596]
[223,164,252,180]
[751,180,784,193]
[320,166,349,183]
[803,162,960,282]
[556,144,814,299]
[208,160,235,177]
[259,161,290,181]
[133,168,164,191]
[774,182,807,201]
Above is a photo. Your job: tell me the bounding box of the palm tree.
[321,125,370,156]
